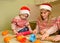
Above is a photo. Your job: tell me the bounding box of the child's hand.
[53,35,60,41]
[33,30,37,34]
[41,33,49,40]
[40,29,47,35]
[29,30,33,34]
[42,36,54,41]
[13,30,18,35]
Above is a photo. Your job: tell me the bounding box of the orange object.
[34,39,41,43]
[16,35,24,41]
[16,35,26,43]
[2,30,9,36]
[4,36,12,43]
[20,38,26,42]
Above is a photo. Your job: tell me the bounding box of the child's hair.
[40,14,44,20]
[40,14,50,21]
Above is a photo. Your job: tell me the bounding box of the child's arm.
[41,24,58,40]
[53,35,60,41]
[26,22,32,33]
[36,34,54,41]
[11,16,19,34]
[33,24,39,34]
[11,23,18,34]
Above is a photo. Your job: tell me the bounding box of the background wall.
[0,0,39,30]
[0,0,60,30]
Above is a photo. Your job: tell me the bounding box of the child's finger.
[41,35,46,40]
[45,37,54,41]
[33,31,36,34]
[53,35,60,41]
[54,38,60,41]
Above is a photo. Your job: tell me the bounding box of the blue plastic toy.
[29,34,36,42]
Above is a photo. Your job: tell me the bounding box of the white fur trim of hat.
[20,6,30,15]
[39,4,52,11]
[20,10,30,15]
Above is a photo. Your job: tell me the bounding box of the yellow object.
[4,36,12,43]
[16,35,24,41]
[34,39,41,43]
[2,30,9,36]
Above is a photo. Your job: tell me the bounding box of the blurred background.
[0,0,60,31]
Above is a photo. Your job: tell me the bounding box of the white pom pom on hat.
[20,6,30,15]
[39,3,52,11]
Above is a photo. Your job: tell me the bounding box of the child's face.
[20,14,28,19]
[40,9,50,19]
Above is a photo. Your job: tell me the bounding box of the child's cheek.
[21,16,24,18]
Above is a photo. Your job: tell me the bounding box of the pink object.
[17,31,31,36]
[22,31,31,36]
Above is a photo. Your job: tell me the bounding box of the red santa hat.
[20,6,30,15]
[39,3,52,11]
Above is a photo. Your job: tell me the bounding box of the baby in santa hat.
[11,6,32,36]
[33,3,60,41]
